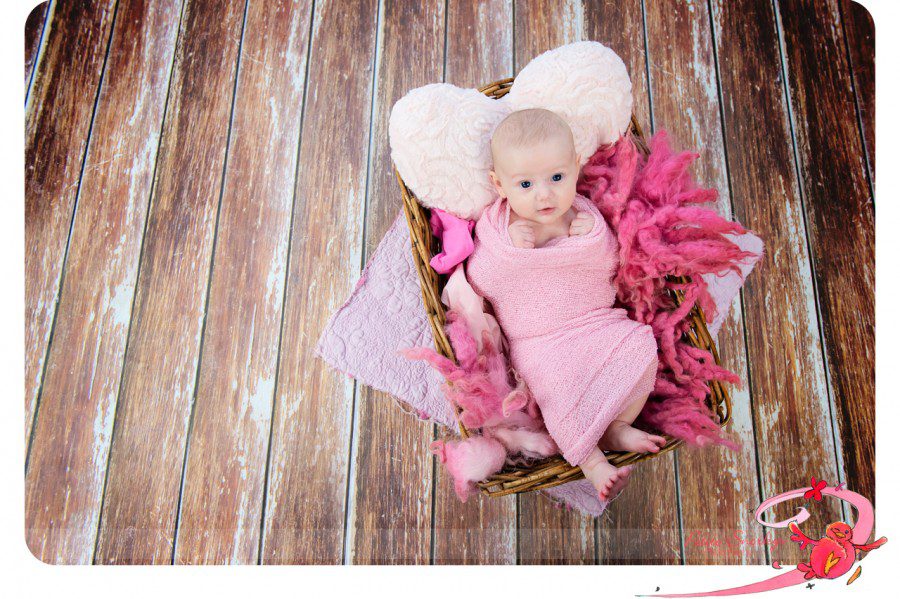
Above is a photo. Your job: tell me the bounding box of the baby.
[469,108,665,502]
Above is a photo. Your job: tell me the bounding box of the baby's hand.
[569,211,595,236]
[508,219,535,249]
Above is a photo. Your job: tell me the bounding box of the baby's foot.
[580,449,634,502]
[598,420,667,453]
[587,461,633,502]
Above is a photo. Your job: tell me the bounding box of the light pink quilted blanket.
[314,209,762,516]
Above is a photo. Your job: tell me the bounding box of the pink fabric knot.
[429,208,475,274]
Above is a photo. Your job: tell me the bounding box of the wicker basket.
[394,77,732,497]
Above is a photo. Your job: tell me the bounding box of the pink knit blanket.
[465,193,659,466]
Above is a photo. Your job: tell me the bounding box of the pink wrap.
[466,193,659,466]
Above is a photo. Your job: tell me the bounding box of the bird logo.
[789,518,886,580]
[639,477,887,597]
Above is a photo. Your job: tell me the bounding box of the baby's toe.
[641,433,666,452]
[599,476,618,500]
[606,468,633,500]
[636,435,659,453]
[598,483,611,500]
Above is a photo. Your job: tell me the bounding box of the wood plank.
[446,0,513,90]
[24,1,49,94]
[24,0,182,564]
[710,0,843,564]
[584,0,682,565]
[24,0,116,454]
[840,0,874,186]
[642,0,764,565]
[514,0,583,69]
[777,0,875,509]
[93,0,245,564]
[514,0,596,564]
[343,0,443,565]
[433,0,517,565]
[257,0,378,564]
[172,0,313,564]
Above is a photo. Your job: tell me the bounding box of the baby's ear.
[488,170,505,198]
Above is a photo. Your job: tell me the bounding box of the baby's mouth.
[538,207,555,214]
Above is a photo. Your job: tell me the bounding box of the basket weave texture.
[394,77,732,497]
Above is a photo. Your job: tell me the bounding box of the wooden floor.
[24,0,874,565]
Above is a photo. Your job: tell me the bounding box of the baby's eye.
[551,173,563,182]
[519,180,531,189]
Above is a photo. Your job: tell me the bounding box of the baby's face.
[489,135,581,225]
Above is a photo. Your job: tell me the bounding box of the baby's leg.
[597,390,667,454]
[579,446,633,502]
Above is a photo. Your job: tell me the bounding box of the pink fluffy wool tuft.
[576,130,760,448]
[430,436,507,501]
[399,309,539,429]
[400,310,559,497]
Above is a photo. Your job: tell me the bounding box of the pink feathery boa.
[402,130,762,499]
[576,131,760,448]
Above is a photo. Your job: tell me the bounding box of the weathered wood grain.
[642,0,764,565]
[342,0,444,565]
[514,0,596,564]
[595,462,681,564]
[446,0,513,90]
[24,0,115,454]
[24,0,182,564]
[520,505,596,565]
[94,0,245,565]
[710,0,843,564]
[840,0,874,187]
[257,0,377,564]
[776,0,875,510]
[432,0,517,565]
[24,1,49,94]
[514,0,583,69]
[584,0,682,565]
[173,0,312,564]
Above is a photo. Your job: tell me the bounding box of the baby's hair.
[490,108,574,165]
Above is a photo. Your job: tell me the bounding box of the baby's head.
[488,108,581,224]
